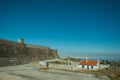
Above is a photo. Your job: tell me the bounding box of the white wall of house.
[77,61,100,70]
[99,64,110,69]
[77,65,99,70]
[77,63,110,70]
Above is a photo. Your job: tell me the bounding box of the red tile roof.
[80,60,98,66]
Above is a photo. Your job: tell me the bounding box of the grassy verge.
[48,68,120,80]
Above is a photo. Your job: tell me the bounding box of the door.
[87,65,89,70]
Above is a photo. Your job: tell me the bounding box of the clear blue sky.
[0,0,120,58]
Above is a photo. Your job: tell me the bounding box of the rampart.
[0,38,59,67]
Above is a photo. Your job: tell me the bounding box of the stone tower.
[18,38,24,44]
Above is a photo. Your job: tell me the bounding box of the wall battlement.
[26,44,49,49]
[0,38,25,47]
[0,38,59,67]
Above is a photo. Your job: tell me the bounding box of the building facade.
[78,60,100,70]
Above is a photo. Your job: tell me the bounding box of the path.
[0,63,110,80]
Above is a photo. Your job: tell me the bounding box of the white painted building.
[78,59,100,70]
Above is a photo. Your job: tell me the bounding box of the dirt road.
[0,63,110,80]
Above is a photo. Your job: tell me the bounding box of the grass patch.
[49,61,67,64]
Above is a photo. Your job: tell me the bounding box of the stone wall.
[51,49,60,58]
[0,38,59,67]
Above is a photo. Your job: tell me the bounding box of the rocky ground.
[0,63,111,80]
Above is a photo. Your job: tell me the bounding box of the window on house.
[82,65,84,68]
[91,66,93,69]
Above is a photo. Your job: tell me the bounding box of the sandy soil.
[0,63,110,80]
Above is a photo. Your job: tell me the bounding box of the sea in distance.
[69,53,120,61]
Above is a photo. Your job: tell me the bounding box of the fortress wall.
[0,38,59,67]
[26,44,56,60]
[26,44,49,49]
[0,39,26,58]
[26,47,54,61]
[0,39,27,66]
[0,38,25,47]
[51,49,60,58]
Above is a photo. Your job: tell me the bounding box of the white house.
[78,59,100,70]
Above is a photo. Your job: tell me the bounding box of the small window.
[82,65,84,68]
[91,66,93,69]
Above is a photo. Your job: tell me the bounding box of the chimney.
[86,57,88,63]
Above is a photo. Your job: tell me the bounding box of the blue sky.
[0,0,120,58]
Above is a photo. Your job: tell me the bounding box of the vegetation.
[49,61,67,64]
[100,60,110,64]
[62,57,81,62]
[110,61,120,67]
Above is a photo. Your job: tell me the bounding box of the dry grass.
[50,67,120,80]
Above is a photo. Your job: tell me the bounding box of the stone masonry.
[0,38,59,67]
